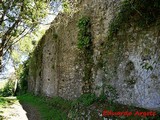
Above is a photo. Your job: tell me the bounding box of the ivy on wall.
[104,0,160,74]
[77,16,92,49]
[29,36,45,80]
[100,0,160,97]
[77,16,93,93]
[108,0,160,40]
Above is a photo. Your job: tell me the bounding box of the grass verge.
[17,93,160,120]
[17,93,71,120]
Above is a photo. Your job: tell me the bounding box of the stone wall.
[99,26,160,110]
[28,0,160,110]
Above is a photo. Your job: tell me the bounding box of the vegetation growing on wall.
[108,0,160,39]
[77,16,93,93]
[77,17,92,49]
[99,0,160,100]
[29,36,45,80]
[103,0,160,80]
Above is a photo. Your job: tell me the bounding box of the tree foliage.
[0,0,51,71]
[0,0,74,72]
[11,28,46,66]
[0,76,16,96]
[15,60,29,94]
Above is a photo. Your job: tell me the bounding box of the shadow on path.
[18,102,42,120]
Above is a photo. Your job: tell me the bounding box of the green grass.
[16,93,160,120]
[0,98,7,108]
[0,97,16,108]
[17,93,71,120]
[0,97,17,120]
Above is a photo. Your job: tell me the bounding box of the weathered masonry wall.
[28,0,160,110]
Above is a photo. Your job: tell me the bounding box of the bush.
[16,60,29,95]
[0,79,15,97]
[72,93,97,107]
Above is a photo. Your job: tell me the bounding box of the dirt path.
[21,103,41,120]
[0,97,41,120]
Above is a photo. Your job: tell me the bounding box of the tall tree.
[0,0,51,71]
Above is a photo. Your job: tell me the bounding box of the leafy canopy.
[0,0,52,71]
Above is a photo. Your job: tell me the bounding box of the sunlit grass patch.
[0,97,17,120]
[17,93,71,120]
[0,97,17,108]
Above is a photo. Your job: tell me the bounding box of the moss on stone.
[77,16,93,93]
[29,35,46,80]
[108,0,160,40]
